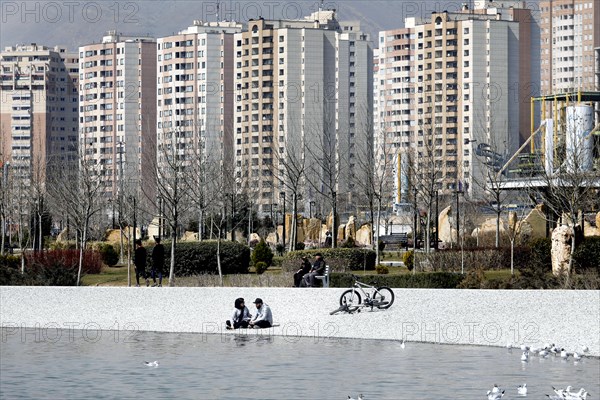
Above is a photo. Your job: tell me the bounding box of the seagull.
[144,361,159,367]
[517,383,527,396]
[520,345,530,351]
[569,388,589,400]
[506,343,513,350]
[552,386,572,397]
[560,349,570,360]
[582,346,589,353]
[400,339,405,349]
[347,395,364,400]
[521,351,529,362]
[573,352,583,361]
[539,349,549,358]
[487,388,505,400]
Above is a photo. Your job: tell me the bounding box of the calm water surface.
[1,329,598,399]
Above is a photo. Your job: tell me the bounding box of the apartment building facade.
[156,21,241,191]
[233,11,373,215]
[0,44,78,191]
[376,2,537,202]
[78,32,156,199]
[540,0,600,96]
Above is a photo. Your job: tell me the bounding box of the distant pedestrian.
[134,239,149,287]
[151,237,165,287]
[324,231,332,247]
[249,298,273,329]
[293,256,312,287]
[226,298,252,330]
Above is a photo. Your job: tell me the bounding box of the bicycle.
[330,275,395,315]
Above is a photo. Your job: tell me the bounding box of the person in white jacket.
[226,298,252,329]
[249,298,273,328]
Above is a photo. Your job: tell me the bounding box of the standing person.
[151,237,165,287]
[293,256,312,287]
[302,253,326,287]
[134,239,149,287]
[226,298,252,330]
[249,298,272,329]
[324,231,332,247]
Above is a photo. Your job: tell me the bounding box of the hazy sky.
[0,0,541,50]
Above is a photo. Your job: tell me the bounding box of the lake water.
[1,329,598,399]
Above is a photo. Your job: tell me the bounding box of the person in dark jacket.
[226,298,252,330]
[293,256,312,287]
[134,239,149,287]
[301,253,326,287]
[151,237,165,287]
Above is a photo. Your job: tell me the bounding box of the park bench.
[315,265,330,288]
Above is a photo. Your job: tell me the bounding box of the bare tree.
[143,128,194,287]
[47,145,106,285]
[353,120,395,265]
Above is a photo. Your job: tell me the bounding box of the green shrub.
[154,241,250,276]
[378,240,386,253]
[281,248,376,272]
[99,243,119,267]
[403,250,414,271]
[275,243,285,256]
[295,242,305,250]
[0,254,21,269]
[330,272,464,288]
[375,265,389,274]
[528,238,551,270]
[255,261,268,275]
[251,239,274,267]
[572,236,600,272]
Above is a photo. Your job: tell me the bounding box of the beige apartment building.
[540,0,600,96]
[0,44,78,191]
[234,11,373,215]
[78,32,156,200]
[156,21,241,190]
[375,1,538,202]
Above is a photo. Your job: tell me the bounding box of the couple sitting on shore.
[226,297,272,330]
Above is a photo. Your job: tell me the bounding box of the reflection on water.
[1,329,598,399]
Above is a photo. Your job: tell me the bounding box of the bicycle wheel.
[373,287,395,309]
[339,289,361,312]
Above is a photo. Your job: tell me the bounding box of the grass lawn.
[82,266,129,286]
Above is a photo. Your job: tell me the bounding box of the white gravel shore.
[1,287,598,356]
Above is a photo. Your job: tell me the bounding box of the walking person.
[226,298,252,330]
[151,237,165,287]
[134,239,149,287]
[249,298,273,329]
[301,253,326,287]
[293,256,312,287]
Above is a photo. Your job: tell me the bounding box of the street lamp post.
[280,191,286,251]
[412,187,418,256]
[129,195,137,255]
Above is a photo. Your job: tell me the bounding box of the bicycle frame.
[349,280,379,303]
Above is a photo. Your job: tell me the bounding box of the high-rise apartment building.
[375,2,538,201]
[540,0,600,96]
[156,21,242,184]
[0,44,78,190]
[234,11,373,215]
[78,32,156,199]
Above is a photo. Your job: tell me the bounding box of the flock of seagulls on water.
[485,343,592,399]
[511,343,590,364]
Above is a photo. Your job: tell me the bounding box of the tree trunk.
[1,213,5,256]
[375,199,381,266]
[126,233,131,287]
[198,208,204,242]
[510,239,514,275]
[77,220,87,286]
[216,234,223,286]
[369,195,375,251]
[426,204,432,254]
[289,193,297,252]
[495,191,501,248]
[331,195,337,249]
[168,228,176,286]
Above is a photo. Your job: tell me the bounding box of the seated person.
[248,298,272,329]
[301,253,326,287]
[293,256,312,287]
[226,298,252,330]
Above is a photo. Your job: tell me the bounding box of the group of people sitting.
[226,297,273,330]
[293,253,326,288]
